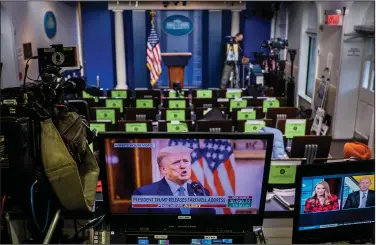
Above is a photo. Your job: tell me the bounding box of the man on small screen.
[130,146,216,214]
[343,177,375,209]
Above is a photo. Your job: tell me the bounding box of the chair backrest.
[236,119,273,132]
[124,108,157,121]
[98,98,129,113]
[196,120,234,132]
[89,120,117,131]
[250,97,286,107]
[117,120,153,132]
[129,98,159,109]
[231,107,264,120]
[158,120,194,132]
[191,98,219,108]
[160,108,192,121]
[194,107,227,120]
[276,118,313,135]
[80,88,104,97]
[266,107,298,126]
[218,89,247,98]
[161,98,190,109]
[134,89,161,98]
[107,89,131,99]
[265,87,274,97]
[90,107,121,124]
[192,89,219,98]
[290,135,332,158]
[162,89,190,98]
[216,98,231,109]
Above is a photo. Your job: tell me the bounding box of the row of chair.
[70,99,295,125]
[82,87,275,100]
[77,96,286,111]
[78,88,332,161]
[90,118,312,134]
[91,118,331,159]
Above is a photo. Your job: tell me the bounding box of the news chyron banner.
[131,196,252,209]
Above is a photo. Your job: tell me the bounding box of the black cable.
[73,219,78,234]
[70,215,105,243]
[75,220,84,227]
[27,74,39,82]
[23,56,39,91]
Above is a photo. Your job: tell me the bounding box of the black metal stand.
[286,50,297,107]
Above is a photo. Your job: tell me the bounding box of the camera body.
[228,36,236,45]
[225,35,238,45]
[261,38,288,50]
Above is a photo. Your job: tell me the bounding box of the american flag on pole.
[168,139,236,214]
[147,24,162,87]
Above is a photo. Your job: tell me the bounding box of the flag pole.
[150,10,156,27]
[149,10,157,88]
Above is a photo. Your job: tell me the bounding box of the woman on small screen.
[304,181,339,213]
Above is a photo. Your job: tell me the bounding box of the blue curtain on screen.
[154,11,203,87]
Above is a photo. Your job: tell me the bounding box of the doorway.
[355,38,375,153]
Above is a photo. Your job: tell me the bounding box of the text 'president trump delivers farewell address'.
[130,145,216,215]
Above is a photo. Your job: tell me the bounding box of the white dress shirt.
[165,178,189,197]
[359,190,369,208]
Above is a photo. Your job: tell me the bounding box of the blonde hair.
[157,152,168,168]
[310,181,332,205]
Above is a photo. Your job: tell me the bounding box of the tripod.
[224,42,239,89]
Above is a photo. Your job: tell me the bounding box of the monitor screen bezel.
[98,132,274,229]
[292,160,375,244]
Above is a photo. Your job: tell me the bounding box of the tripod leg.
[4,213,20,244]
[220,64,232,89]
[42,209,61,244]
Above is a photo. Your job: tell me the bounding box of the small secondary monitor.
[98,132,273,230]
[292,160,375,244]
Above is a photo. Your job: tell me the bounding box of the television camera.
[227,35,237,45]
[0,45,99,243]
[248,39,296,105]
[261,38,288,50]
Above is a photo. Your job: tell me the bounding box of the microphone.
[191,181,206,196]
[63,77,86,94]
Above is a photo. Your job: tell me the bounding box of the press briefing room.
[0,0,375,244]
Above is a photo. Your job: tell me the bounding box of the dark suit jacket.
[343,190,375,209]
[130,178,216,215]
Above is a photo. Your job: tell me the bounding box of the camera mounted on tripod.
[0,44,97,232]
[227,36,236,45]
[261,38,288,51]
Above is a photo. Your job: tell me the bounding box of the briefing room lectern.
[161,52,192,89]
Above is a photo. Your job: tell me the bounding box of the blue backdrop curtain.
[81,2,116,89]
[124,11,135,89]
[154,11,203,88]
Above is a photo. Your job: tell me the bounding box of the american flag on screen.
[146,25,162,87]
[168,139,236,214]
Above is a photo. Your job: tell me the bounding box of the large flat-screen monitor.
[292,160,375,243]
[98,132,273,230]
